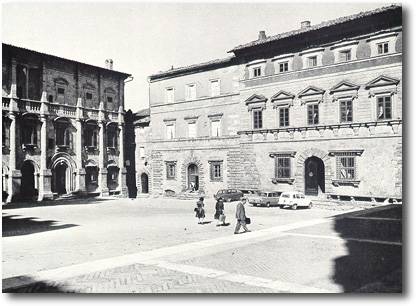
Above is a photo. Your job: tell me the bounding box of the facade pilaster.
[98,102,109,196]
[7,106,20,203]
[38,99,53,201]
[118,106,127,196]
[75,97,86,192]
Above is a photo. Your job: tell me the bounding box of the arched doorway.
[187,163,199,191]
[141,173,149,194]
[85,166,99,193]
[21,160,37,199]
[55,162,68,194]
[107,166,119,191]
[304,156,325,196]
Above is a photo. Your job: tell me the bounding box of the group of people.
[194,196,251,234]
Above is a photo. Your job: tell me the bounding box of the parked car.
[214,189,243,202]
[278,191,313,210]
[248,191,281,207]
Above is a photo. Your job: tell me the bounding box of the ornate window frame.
[245,94,267,130]
[271,91,295,128]
[271,53,294,74]
[165,161,177,180]
[366,32,399,57]
[329,81,360,123]
[300,47,324,69]
[269,151,296,184]
[208,113,223,137]
[330,40,359,63]
[329,150,363,187]
[163,118,176,140]
[246,59,267,79]
[208,160,223,182]
[365,75,400,121]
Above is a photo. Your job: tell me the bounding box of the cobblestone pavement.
[2,198,401,293]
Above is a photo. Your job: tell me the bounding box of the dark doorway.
[20,161,36,198]
[304,156,325,196]
[188,164,199,191]
[141,173,149,194]
[85,167,99,193]
[55,163,67,195]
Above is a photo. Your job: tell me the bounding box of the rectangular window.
[210,161,223,181]
[139,147,145,159]
[340,99,353,122]
[210,80,220,97]
[210,120,221,137]
[188,122,197,138]
[56,126,70,147]
[339,50,352,62]
[166,124,175,139]
[166,162,176,179]
[107,96,113,103]
[276,157,291,178]
[185,84,196,101]
[308,56,318,67]
[253,67,261,77]
[337,156,356,180]
[253,109,263,129]
[279,61,289,73]
[16,65,28,99]
[377,96,392,120]
[57,87,65,104]
[86,92,93,101]
[279,107,289,127]
[377,42,389,55]
[107,128,117,148]
[22,124,37,145]
[165,88,174,103]
[307,104,319,125]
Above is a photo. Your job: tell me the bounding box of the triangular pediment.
[271,90,295,101]
[245,94,267,105]
[330,81,360,93]
[297,86,325,98]
[365,75,400,89]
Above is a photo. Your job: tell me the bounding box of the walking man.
[234,197,251,234]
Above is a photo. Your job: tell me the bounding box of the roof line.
[229,4,401,53]
[2,43,131,78]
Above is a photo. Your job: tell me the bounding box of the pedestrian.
[234,197,251,234]
[214,197,226,226]
[195,197,205,224]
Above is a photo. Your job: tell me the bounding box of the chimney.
[105,59,113,70]
[301,21,311,29]
[258,30,267,40]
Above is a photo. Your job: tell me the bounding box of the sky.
[1,1,392,112]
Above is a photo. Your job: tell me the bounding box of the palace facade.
[137,5,402,202]
[2,44,131,202]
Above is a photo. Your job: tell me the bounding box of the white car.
[278,191,313,210]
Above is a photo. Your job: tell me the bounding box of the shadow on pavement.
[332,205,402,293]
[3,276,77,293]
[2,213,78,237]
[2,197,115,210]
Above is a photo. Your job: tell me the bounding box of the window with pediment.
[329,81,360,123]
[104,87,116,111]
[245,94,267,130]
[54,78,69,104]
[365,75,400,121]
[271,91,294,128]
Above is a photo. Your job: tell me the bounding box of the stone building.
[2,44,131,202]
[138,5,402,202]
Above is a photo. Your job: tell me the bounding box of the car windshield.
[259,193,267,196]
[281,194,290,198]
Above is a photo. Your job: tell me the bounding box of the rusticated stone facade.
[2,44,131,203]
[137,5,402,202]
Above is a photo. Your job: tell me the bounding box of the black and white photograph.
[1,1,405,295]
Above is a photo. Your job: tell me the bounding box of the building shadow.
[3,276,77,293]
[2,197,114,210]
[2,213,78,237]
[332,205,402,293]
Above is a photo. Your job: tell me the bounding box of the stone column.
[38,106,53,201]
[6,109,21,203]
[118,106,127,196]
[98,103,109,196]
[75,97,85,193]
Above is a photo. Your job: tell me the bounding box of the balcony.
[49,103,77,117]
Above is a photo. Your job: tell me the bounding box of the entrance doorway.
[304,156,325,196]
[55,162,68,195]
[21,160,37,198]
[141,173,149,193]
[187,164,199,191]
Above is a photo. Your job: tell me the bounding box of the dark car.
[214,189,243,202]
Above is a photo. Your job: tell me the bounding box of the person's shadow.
[216,223,230,227]
[199,221,212,225]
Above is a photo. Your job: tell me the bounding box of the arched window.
[21,119,38,146]
[107,125,118,148]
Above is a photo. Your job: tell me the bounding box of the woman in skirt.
[195,197,205,224]
[214,197,226,226]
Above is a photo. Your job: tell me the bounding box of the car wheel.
[266,202,270,208]
[291,204,297,210]
[308,202,313,209]
[279,205,283,209]
[253,203,257,207]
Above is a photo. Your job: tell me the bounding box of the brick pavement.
[2,199,401,293]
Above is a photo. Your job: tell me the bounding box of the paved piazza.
[2,197,402,293]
